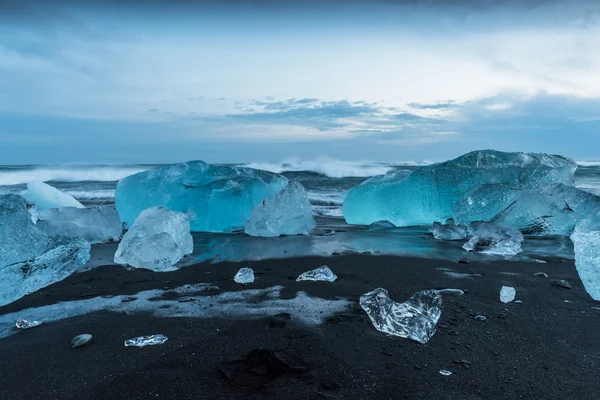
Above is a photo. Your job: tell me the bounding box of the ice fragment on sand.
[124,334,168,347]
[570,229,600,300]
[37,207,122,244]
[71,334,93,348]
[344,150,576,226]
[439,370,453,376]
[359,288,441,344]
[234,268,255,284]
[25,181,84,211]
[367,220,396,230]
[15,318,41,329]
[115,161,288,232]
[0,237,91,307]
[550,280,571,289]
[500,286,516,303]
[245,181,316,237]
[437,289,464,296]
[0,194,52,267]
[534,272,548,278]
[114,207,193,271]
[296,265,337,282]
[474,315,486,321]
[463,221,523,256]
[431,219,467,240]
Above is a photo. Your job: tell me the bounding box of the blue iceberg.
[37,206,123,244]
[25,181,84,211]
[115,161,288,232]
[571,227,600,301]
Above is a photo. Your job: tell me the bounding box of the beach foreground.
[0,254,598,400]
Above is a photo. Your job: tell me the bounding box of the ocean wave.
[577,161,600,167]
[0,166,148,185]
[243,158,398,178]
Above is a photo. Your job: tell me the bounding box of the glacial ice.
[500,286,516,303]
[343,150,577,227]
[244,181,316,237]
[0,237,91,307]
[124,334,168,347]
[463,221,523,256]
[25,181,84,211]
[234,268,255,284]
[296,265,338,282]
[115,161,288,232]
[15,318,41,329]
[37,206,122,244]
[359,288,441,344]
[570,229,600,300]
[71,334,93,348]
[114,207,193,271]
[430,219,467,240]
[0,194,51,267]
[368,220,397,230]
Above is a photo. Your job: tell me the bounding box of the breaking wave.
[0,165,149,186]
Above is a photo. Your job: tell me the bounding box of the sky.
[1,0,600,164]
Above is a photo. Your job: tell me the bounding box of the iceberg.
[570,229,600,300]
[114,207,193,271]
[234,268,255,284]
[359,288,441,344]
[463,221,523,256]
[296,265,337,282]
[0,237,91,307]
[430,219,467,240]
[500,286,516,303]
[0,194,52,267]
[343,150,577,227]
[37,207,123,244]
[245,181,316,237]
[25,181,84,211]
[115,161,288,232]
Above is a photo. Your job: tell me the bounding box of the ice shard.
[244,181,316,237]
[24,181,84,211]
[15,318,41,329]
[124,334,168,347]
[343,150,576,227]
[37,207,123,244]
[0,237,91,307]
[114,207,193,271]
[570,228,600,300]
[234,268,255,284]
[296,265,337,282]
[359,288,441,344]
[463,221,523,256]
[0,194,52,268]
[430,219,467,240]
[115,161,288,232]
[500,286,516,303]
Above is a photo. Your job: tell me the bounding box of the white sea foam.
[244,158,399,178]
[0,166,148,186]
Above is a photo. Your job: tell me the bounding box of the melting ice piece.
[115,161,288,232]
[71,334,93,348]
[0,237,91,307]
[245,181,316,237]
[114,207,193,271]
[570,229,600,300]
[296,265,338,282]
[431,219,467,240]
[234,268,255,284]
[0,194,52,267]
[463,221,523,256]
[368,220,396,230]
[500,286,516,303]
[124,334,168,347]
[343,150,576,227]
[439,370,453,376]
[15,318,41,329]
[37,207,122,244]
[359,288,442,344]
[437,289,464,296]
[25,181,84,211]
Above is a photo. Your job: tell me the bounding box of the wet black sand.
[0,254,599,399]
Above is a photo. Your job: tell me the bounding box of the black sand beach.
[0,254,598,400]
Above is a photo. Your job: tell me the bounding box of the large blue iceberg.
[343,150,577,227]
[115,161,288,232]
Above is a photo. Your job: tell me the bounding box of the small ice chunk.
[296,265,337,282]
[37,207,122,244]
[0,194,52,267]
[15,318,41,329]
[124,334,168,347]
[368,220,396,230]
[437,289,464,296]
[0,237,91,307]
[71,334,93,348]
[570,229,600,300]
[245,181,316,237]
[474,315,487,321]
[234,268,255,284]
[114,207,193,271]
[25,181,84,211]
[439,370,453,376]
[431,219,467,240]
[534,272,548,278]
[359,288,441,344]
[463,221,523,256]
[500,286,516,303]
